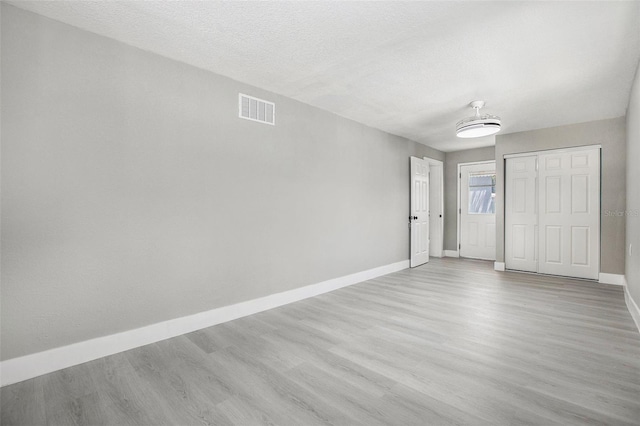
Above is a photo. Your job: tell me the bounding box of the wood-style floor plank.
[2,257,639,425]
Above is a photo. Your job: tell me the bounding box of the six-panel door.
[410,157,430,267]
[505,156,538,272]
[538,148,600,279]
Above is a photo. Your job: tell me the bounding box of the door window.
[468,173,496,214]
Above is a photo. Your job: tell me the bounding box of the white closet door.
[505,156,538,272]
[538,148,600,279]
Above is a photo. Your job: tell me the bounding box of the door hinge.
[459,243,461,249]
[459,208,461,214]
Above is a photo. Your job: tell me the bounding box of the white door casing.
[505,156,538,272]
[538,148,600,279]
[459,162,496,261]
[410,157,429,267]
[428,162,444,258]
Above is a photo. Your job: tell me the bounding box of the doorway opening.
[409,156,444,268]
[426,157,444,258]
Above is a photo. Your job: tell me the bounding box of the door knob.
[413,216,418,220]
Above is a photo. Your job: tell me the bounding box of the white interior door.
[410,157,429,267]
[428,163,444,258]
[538,148,600,279]
[459,162,496,260]
[505,156,538,272]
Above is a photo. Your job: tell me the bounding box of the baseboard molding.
[624,278,640,334]
[598,273,625,286]
[444,250,459,258]
[0,260,409,387]
[494,262,506,271]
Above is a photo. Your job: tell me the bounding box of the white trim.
[0,260,408,387]
[424,156,444,258]
[457,164,460,258]
[444,250,460,258]
[423,157,443,165]
[598,273,625,286]
[423,157,444,166]
[624,278,640,334]
[503,144,602,159]
[494,262,506,271]
[457,160,496,167]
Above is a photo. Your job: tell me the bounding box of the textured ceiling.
[7,1,640,152]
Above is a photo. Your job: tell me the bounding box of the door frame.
[457,160,496,258]
[503,144,601,159]
[424,157,444,258]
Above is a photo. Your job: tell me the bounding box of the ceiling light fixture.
[456,101,501,138]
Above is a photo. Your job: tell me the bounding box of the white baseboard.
[444,250,459,258]
[494,262,505,271]
[624,278,640,334]
[0,260,409,387]
[598,273,625,286]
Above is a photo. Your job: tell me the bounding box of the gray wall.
[626,59,640,305]
[0,5,443,361]
[495,117,627,274]
[443,146,496,251]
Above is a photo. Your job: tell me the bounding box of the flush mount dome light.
[456,100,501,138]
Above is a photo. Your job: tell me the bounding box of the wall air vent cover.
[239,93,275,125]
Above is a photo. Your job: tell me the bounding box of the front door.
[459,162,496,260]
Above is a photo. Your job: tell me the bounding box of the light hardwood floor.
[2,257,640,425]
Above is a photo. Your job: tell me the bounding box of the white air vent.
[239,93,275,125]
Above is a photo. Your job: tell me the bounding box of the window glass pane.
[468,173,496,214]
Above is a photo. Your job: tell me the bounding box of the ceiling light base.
[456,100,501,138]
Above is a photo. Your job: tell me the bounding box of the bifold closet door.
[538,148,600,279]
[505,156,538,272]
